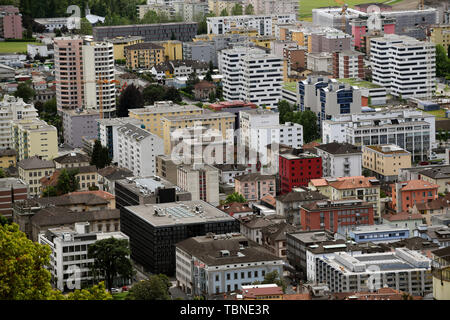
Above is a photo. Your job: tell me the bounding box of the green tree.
[90,140,112,169]
[143,84,166,104]
[42,186,58,197]
[261,270,286,293]
[88,237,134,292]
[163,86,182,103]
[283,109,319,143]
[225,192,247,204]
[0,167,5,178]
[231,3,243,15]
[56,168,79,195]
[66,282,113,300]
[244,4,254,15]
[0,215,10,226]
[54,28,62,37]
[220,8,229,16]
[277,100,294,124]
[208,91,216,103]
[78,17,93,35]
[436,44,450,78]
[141,10,159,24]
[117,84,144,117]
[14,82,35,103]
[128,275,171,300]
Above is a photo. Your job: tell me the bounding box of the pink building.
[234,173,276,202]
[54,37,84,110]
[0,6,22,39]
[351,17,396,49]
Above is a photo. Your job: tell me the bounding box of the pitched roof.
[40,166,98,187]
[419,166,450,179]
[310,176,379,189]
[382,212,423,222]
[399,180,439,191]
[234,173,275,182]
[276,191,328,203]
[217,202,253,215]
[53,152,90,164]
[242,286,283,298]
[18,156,55,170]
[30,207,120,227]
[432,246,450,262]
[194,80,216,90]
[98,166,133,180]
[0,149,16,157]
[124,42,164,50]
[239,215,275,229]
[261,222,298,242]
[315,142,361,155]
[37,191,113,207]
[260,194,276,207]
[415,197,450,211]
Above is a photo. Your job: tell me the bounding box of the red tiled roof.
[261,194,276,207]
[382,212,423,221]
[399,180,439,191]
[242,286,283,298]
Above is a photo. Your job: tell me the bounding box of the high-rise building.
[0,6,22,39]
[177,164,220,206]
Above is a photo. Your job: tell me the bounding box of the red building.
[0,177,28,218]
[279,149,322,194]
[300,199,374,233]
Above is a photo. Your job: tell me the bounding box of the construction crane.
[335,0,348,33]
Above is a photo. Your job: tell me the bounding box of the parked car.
[122,286,129,292]
[110,288,120,293]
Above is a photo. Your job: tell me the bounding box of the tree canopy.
[261,270,286,293]
[277,100,320,143]
[56,168,79,195]
[244,4,254,15]
[231,3,243,15]
[225,192,247,204]
[117,84,144,117]
[436,44,450,79]
[127,274,171,300]
[14,82,35,103]
[90,140,112,169]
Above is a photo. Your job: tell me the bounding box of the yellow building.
[154,40,183,61]
[105,36,144,60]
[125,42,165,70]
[0,149,16,169]
[362,145,412,182]
[11,118,58,161]
[161,112,235,155]
[430,25,450,54]
[249,35,275,49]
[18,156,55,197]
[128,102,203,138]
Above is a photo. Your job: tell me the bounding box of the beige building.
[309,176,382,221]
[18,156,56,197]
[430,25,450,54]
[156,154,178,185]
[177,164,220,206]
[104,35,144,60]
[125,42,165,70]
[161,112,235,155]
[208,0,242,16]
[11,118,58,161]
[154,40,183,61]
[128,102,203,138]
[419,167,450,194]
[362,145,412,182]
[0,149,16,169]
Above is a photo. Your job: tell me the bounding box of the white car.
[110,288,120,293]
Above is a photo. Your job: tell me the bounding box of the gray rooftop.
[0,177,27,190]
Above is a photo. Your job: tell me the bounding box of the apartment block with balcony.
[314,142,362,178]
[234,173,276,202]
[391,180,439,214]
[124,42,165,71]
[104,35,144,60]
[0,6,22,39]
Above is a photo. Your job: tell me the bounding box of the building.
[391,180,439,214]
[431,247,450,300]
[62,109,100,149]
[177,164,220,206]
[300,199,375,234]
[234,173,276,202]
[172,1,209,22]
[371,34,436,99]
[0,149,16,169]
[120,200,240,275]
[382,212,424,235]
[176,233,283,297]
[194,80,216,101]
[261,221,298,258]
[219,46,283,108]
[53,152,90,169]
[279,149,322,193]
[207,14,295,36]
[208,0,243,17]
[34,17,78,32]
[347,224,410,243]
[306,53,333,74]
[82,41,116,118]
[217,202,253,218]
[239,284,284,300]
[93,22,198,42]
[413,197,450,225]
[11,118,58,161]
[337,78,387,106]
[38,223,129,291]
[246,0,299,18]
[0,177,27,218]
[182,41,216,65]
[315,142,362,178]
[309,30,352,54]
[18,156,55,197]
[97,166,133,195]
[332,51,364,80]
[0,95,38,149]
[116,123,164,177]
[430,25,450,54]
[155,154,178,185]
[124,42,165,70]
[362,145,412,182]
[40,165,98,192]
[419,167,450,194]
[321,109,435,162]
[298,75,362,125]
[315,248,432,295]
[350,15,396,50]
[128,102,203,138]
[153,40,183,61]
[0,6,22,39]
[104,35,144,60]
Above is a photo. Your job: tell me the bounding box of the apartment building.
[332,51,364,80]
[371,34,436,99]
[321,109,435,162]
[173,1,209,22]
[0,178,27,218]
[116,123,164,177]
[0,95,38,149]
[309,31,352,54]
[208,0,242,16]
[177,164,220,206]
[53,152,90,169]
[104,35,144,60]
[234,173,276,202]
[124,42,165,70]
[62,109,100,149]
[350,16,396,50]
[152,59,209,79]
[419,167,450,194]
[0,149,16,169]
[38,223,129,291]
[207,14,295,36]
[315,142,362,178]
[392,180,439,214]
[246,0,299,19]
[82,41,116,118]
[0,6,22,39]
[128,102,203,138]
[11,118,58,161]
[430,25,450,54]
[18,156,55,197]
[176,233,283,297]
[308,176,381,221]
[315,248,432,295]
[153,40,183,61]
[362,145,412,182]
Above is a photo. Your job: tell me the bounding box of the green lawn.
[298,0,401,19]
[283,82,297,93]
[112,292,129,300]
[337,78,382,89]
[0,41,41,53]
[424,109,447,119]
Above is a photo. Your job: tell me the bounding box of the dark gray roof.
[31,207,120,227]
[315,142,361,155]
[213,164,248,172]
[0,149,16,157]
[276,191,328,203]
[98,166,133,180]
[118,123,151,139]
[37,192,110,207]
[18,156,55,170]
[432,246,450,262]
[124,42,164,50]
[261,222,298,242]
[419,166,450,179]
[176,235,281,266]
[234,173,275,182]
[53,152,90,164]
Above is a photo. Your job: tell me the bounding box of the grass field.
[424,109,447,119]
[0,41,41,53]
[299,0,399,18]
[112,292,129,300]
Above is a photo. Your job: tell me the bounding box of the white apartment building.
[314,142,362,178]
[219,47,283,108]
[207,14,296,36]
[306,52,333,73]
[172,1,209,22]
[0,95,38,149]
[253,122,303,153]
[116,123,164,177]
[177,164,220,206]
[322,108,436,162]
[315,248,433,295]
[239,108,279,148]
[371,34,436,99]
[246,0,299,19]
[82,41,116,118]
[38,222,129,292]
